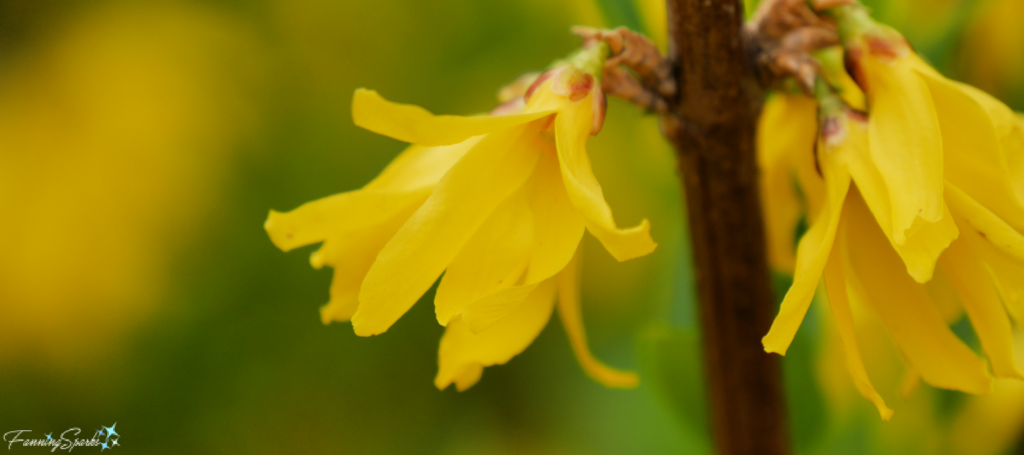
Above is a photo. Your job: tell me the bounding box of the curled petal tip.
[599,372,640,389]
[612,372,640,389]
[263,210,277,231]
[319,306,333,326]
[879,408,894,421]
[309,251,325,269]
[350,318,384,337]
[604,219,658,262]
[762,338,789,356]
[434,312,451,327]
[584,364,641,389]
[906,266,935,285]
[264,210,295,252]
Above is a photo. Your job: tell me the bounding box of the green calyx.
[830,4,898,47]
[813,77,846,120]
[556,41,610,82]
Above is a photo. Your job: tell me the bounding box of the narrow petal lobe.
[353,124,542,336]
[843,192,991,394]
[939,233,1023,379]
[763,131,852,355]
[435,280,557,391]
[553,95,656,262]
[556,250,639,388]
[757,94,817,272]
[353,89,553,147]
[434,190,533,325]
[824,229,893,419]
[863,55,944,243]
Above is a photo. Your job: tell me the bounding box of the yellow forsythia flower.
[265,44,655,391]
[759,11,1024,419]
[814,289,1024,454]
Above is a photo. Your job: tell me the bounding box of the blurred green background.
[1,0,1023,453]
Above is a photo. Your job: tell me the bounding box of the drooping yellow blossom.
[758,8,1024,418]
[265,43,654,391]
[815,284,1024,455]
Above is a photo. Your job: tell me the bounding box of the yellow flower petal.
[461,284,540,334]
[450,364,484,392]
[266,138,482,324]
[312,192,429,324]
[816,46,866,111]
[960,217,1024,325]
[834,65,867,113]
[318,269,362,323]
[916,68,1024,232]
[986,256,1024,326]
[1010,114,1024,204]
[265,137,480,252]
[939,234,1023,380]
[352,88,553,147]
[352,124,543,336]
[434,190,533,325]
[757,94,817,272]
[553,92,656,262]
[924,267,967,325]
[266,189,429,325]
[763,129,853,356]
[863,55,944,244]
[365,138,483,192]
[900,368,922,398]
[823,228,893,420]
[846,121,957,283]
[434,279,557,391]
[946,183,1024,263]
[556,250,639,388]
[524,145,587,283]
[265,189,427,253]
[460,150,586,333]
[843,191,992,395]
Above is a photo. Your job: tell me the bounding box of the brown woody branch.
[580,2,846,453]
[663,0,789,454]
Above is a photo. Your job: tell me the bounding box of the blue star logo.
[97,428,105,438]
[45,433,52,440]
[102,423,119,440]
[100,441,109,452]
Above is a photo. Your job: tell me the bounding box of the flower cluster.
[760,5,1024,419]
[265,43,655,390]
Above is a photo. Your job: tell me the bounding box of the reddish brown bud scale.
[866,36,901,59]
[553,69,594,102]
[846,108,868,123]
[812,139,823,178]
[821,116,842,141]
[811,0,858,10]
[844,46,868,94]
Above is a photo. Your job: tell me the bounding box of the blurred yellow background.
[1,0,1022,453]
